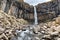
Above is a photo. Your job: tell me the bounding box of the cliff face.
[0,0,34,20]
[36,0,59,21]
[58,0,60,11]
[0,0,60,22]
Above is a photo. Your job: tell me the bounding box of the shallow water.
[16,29,32,40]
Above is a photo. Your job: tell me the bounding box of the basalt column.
[1,0,7,12]
[8,1,19,18]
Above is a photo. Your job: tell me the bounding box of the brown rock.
[55,25,60,32]
[57,38,60,40]
[55,16,60,24]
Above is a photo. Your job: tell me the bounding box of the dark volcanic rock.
[0,0,60,23]
[0,0,60,22]
[0,0,34,19]
[36,0,59,21]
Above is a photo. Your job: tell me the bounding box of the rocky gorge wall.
[0,0,60,23]
[0,0,34,23]
[36,0,60,22]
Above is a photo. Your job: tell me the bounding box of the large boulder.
[55,15,60,24]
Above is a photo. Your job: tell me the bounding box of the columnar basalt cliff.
[0,0,60,23]
[36,0,60,21]
[0,0,34,20]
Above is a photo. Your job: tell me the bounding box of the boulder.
[55,16,60,24]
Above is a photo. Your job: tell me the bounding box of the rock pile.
[0,10,28,40]
[32,16,60,40]
[14,15,60,40]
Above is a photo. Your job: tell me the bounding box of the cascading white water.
[34,6,38,25]
[24,0,51,25]
[15,28,34,40]
[15,0,52,40]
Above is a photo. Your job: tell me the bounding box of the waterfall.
[34,6,38,25]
